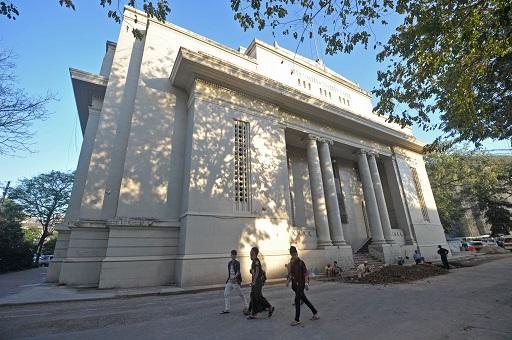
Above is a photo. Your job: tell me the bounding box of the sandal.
[247,315,258,320]
[220,310,230,314]
[310,314,320,320]
[290,320,302,326]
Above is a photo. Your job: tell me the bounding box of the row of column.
[356,150,395,244]
[305,134,396,249]
[305,135,346,248]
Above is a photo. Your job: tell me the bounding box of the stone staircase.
[352,238,384,268]
[352,252,384,267]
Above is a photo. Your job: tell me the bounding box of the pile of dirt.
[479,246,509,254]
[351,264,448,284]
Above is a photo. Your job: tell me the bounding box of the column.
[305,135,332,248]
[368,153,395,243]
[318,140,346,246]
[356,150,386,244]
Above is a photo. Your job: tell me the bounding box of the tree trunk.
[35,221,50,264]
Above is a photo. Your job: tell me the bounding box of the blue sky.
[0,1,509,187]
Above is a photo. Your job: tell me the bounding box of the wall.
[393,148,449,260]
[175,80,293,286]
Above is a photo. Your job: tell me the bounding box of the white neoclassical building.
[48,7,449,288]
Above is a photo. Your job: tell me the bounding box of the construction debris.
[350,264,448,284]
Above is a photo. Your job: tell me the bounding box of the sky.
[0,0,509,187]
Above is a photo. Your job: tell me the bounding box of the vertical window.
[234,120,251,212]
[303,80,306,88]
[308,83,311,90]
[411,167,430,222]
[297,78,301,86]
[319,87,323,94]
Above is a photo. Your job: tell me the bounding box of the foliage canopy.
[0,199,33,272]
[425,149,511,236]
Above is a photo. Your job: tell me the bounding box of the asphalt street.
[1,257,511,340]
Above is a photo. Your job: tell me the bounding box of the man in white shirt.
[221,250,248,314]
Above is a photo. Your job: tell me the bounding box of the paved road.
[0,267,47,298]
[1,257,511,340]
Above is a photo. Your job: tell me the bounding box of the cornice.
[70,68,108,86]
[171,47,425,153]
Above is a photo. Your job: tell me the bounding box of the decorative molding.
[193,78,278,112]
[107,217,180,228]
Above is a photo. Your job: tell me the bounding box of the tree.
[476,158,512,235]
[425,149,512,236]
[1,1,170,39]
[0,49,54,155]
[0,199,33,272]
[42,237,57,255]
[22,226,41,252]
[9,171,73,264]
[230,0,512,149]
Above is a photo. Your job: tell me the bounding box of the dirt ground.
[347,253,512,284]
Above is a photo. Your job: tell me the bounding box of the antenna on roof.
[311,22,323,66]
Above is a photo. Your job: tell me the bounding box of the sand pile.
[353,264,448,284]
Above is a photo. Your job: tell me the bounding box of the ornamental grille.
[410,167,430,222]
[234,120,251,211]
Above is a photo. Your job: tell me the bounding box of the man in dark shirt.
[437,245,450,269]
[286,246,319,326]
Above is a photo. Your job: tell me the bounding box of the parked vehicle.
[461,242,476,251]
[33,254,53,267]
[502,235,512,251]
[471,241,484,251]
[481,238,498,247]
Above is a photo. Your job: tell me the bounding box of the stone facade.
[47,7,449,288]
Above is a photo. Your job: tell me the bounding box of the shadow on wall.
[117,44,186,219]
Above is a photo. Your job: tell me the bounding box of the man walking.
[286,246,319,326]
[221,250,248,314]
[437,245,450,269]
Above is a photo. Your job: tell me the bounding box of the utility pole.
[0,181,10,206]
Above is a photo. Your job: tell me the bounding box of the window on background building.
[410,167,430,222]
[234,120,251,212]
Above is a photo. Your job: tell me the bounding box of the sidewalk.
[0,277,287,307]
[0,251,497,307]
